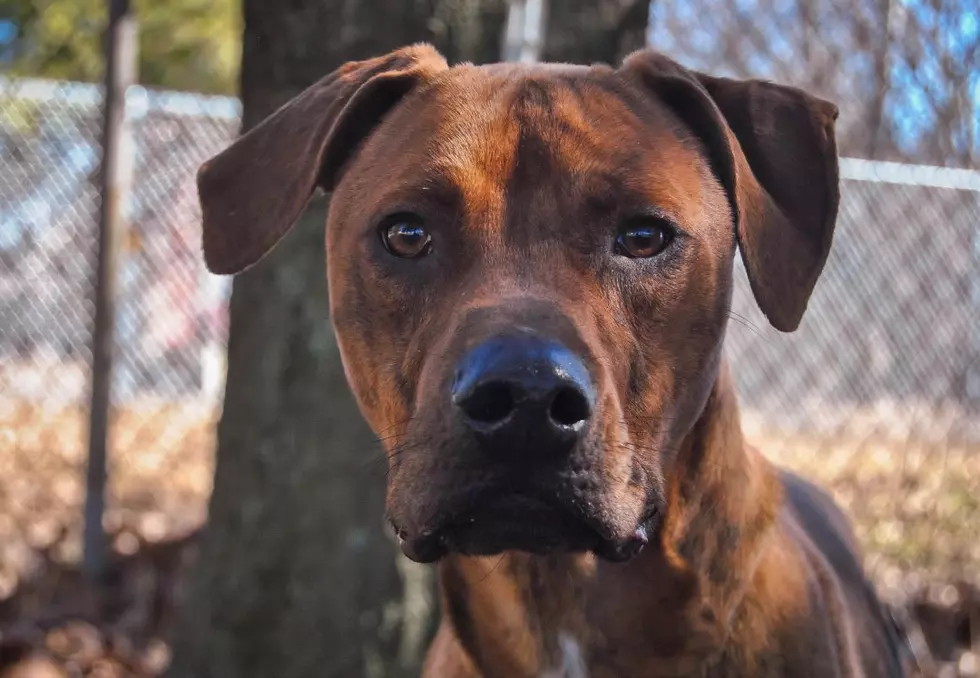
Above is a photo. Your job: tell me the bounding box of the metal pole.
[519,0,547,63]
[502,0,549,63]
[502,0,528,62]
[84,0,137,581]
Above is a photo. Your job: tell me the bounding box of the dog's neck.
[435,362,785,677]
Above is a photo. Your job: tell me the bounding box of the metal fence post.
[502,0,548,63]
[83,0,137,581]
[971,202,980,408]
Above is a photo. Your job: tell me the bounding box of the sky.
[647,0,979,162]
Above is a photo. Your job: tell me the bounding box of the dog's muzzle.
[391,331,653,564]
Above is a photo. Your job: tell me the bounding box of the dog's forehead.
[423,64,673,179]
[342,62,718,234]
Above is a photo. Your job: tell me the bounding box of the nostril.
[548,386,591,428]
[458,381,516,425]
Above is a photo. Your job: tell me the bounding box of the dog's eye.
[615,219,674,259]
[380,214,433,258]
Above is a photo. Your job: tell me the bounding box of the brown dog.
[197,44,907,677]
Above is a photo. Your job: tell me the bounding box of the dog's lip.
[594,506,661,562]
[443,493,600,553]
[392,492,661,564]
[395,528,448,564]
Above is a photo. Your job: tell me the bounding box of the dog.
[196,44,907,677]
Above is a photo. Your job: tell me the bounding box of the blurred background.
[0,0,977,676]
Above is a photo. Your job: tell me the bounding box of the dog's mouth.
[390,492,659,565]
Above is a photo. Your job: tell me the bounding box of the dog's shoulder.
[778,469,863,579]
[777,468,909,677]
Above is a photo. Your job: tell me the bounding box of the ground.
[0,399,977,676]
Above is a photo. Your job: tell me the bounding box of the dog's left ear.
[198,43,449,275]
[619,50,840,332]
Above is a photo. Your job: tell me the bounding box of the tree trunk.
[541,0,650,66]
[166,3,505,678]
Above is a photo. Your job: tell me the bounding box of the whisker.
[727,310,767,340]
[477,554,508,584]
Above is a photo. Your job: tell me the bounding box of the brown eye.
[380,215,432,258]
[615,220,674,258]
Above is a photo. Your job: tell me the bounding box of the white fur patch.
[540,632,588,678]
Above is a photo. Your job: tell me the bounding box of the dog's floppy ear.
[619,50,840,332]
[198,43,449,275]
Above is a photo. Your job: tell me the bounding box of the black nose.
[451,334,595,457]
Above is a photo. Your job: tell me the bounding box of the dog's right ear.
[198,43,448,275]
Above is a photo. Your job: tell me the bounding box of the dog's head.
[198,44,839,563]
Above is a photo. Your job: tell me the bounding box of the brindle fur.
[197,44,907,677]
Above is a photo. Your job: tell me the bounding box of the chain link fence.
[730,163,980,444]
[0,76,235,604]
[1,3,979,672]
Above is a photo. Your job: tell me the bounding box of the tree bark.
[541,0,650,66]
[166,3,505,678]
